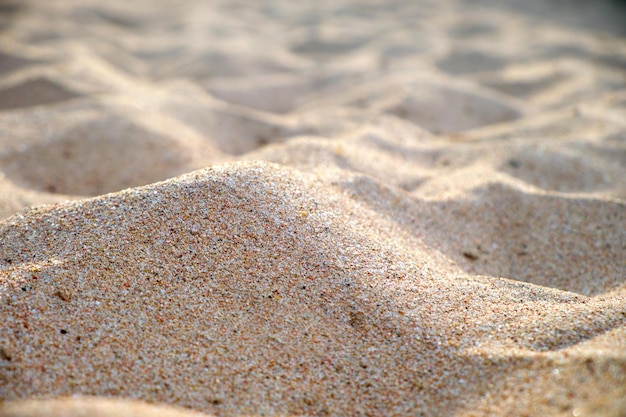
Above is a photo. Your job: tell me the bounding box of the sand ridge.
[0,0,625,416]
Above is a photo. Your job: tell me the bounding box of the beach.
[1,0,625,416]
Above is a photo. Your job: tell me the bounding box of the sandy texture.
[1,0,626,416]
[0,397,214,417]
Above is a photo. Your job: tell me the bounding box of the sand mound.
[1,0,625,416]
[1,161,625,416]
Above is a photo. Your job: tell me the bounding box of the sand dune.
[1,0,625,416]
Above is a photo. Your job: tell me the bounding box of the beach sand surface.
[1,0,625,416]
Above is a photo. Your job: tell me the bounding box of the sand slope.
[1,0,625,416]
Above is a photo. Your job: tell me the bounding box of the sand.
[0,0,625,416]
